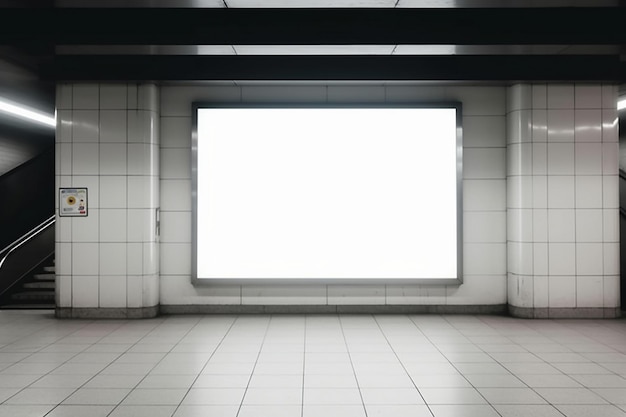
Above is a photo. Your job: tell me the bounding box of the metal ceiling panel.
[53,0,617,6]
[1,9,624,45]
[233,45,396,55]
[44,55,626,81]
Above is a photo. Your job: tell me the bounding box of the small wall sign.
[59,188,88,217]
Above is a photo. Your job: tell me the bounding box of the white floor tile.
[0,375,47,389]
[172,405,238,417]
[303,405,366,417]
[122,389,187,405]
[181,388,245,405]
[0,405,55,417]
[411,373,472,388]
[419,388,487,405]
[555,404,626,417]
[366,404,433,417]
[304,388,362,405]
[570,375,626,388]
[238,405,301,417]
[192,374,250,388]
[430,404,500,417]
[535,388,608,404]
[592,388,626,404]
[517,374,582,388]
[360,388,424,405]
[5,388,75,405]
[242,388,302,405]
[304,374,357,388]
[108,405,177,417]
[477,388,547,404]
[0,312,625,415]
[82,374,144,389]
[62,388,130,405]
[494,404,564,417]
[136,375,196,389]
[45,405,114,417]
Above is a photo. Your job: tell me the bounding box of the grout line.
[168,315,237,417]
[235,314,272,417]
[338,314,369,417]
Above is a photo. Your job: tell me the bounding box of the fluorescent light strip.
[618,98,626,111]
[0,98,56,128]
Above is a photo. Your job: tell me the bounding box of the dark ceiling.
[0,2,624,83]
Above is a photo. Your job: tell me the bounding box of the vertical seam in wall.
[125,84,130,309]
[572,84,578,308]
[601,95,606,307]
[97,83,101,309]
[69,84,74,308]
[543,83,544,308]
[529,90,535,308]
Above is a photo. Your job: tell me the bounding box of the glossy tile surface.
[0,311,624,416]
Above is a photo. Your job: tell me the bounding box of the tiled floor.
[0,311,625,417]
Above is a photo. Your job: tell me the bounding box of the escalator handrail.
[0,215,55,270]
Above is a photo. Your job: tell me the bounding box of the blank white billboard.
[194,106,461,282]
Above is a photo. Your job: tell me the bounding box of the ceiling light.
[617,97,626,111]
[0,98,56,128]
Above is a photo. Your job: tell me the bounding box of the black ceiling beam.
[43,55,626,81]
[1,8,625,46]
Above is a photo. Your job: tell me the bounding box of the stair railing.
[0,215,55,302]
[0,215,55,270]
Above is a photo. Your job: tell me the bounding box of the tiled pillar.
[55,83,160,318]
[507,83,620,318]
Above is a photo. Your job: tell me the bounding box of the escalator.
[0,149,55,309]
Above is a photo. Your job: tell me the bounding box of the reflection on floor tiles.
[0,311,624,416]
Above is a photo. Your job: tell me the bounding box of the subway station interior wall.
[159,84,507,306]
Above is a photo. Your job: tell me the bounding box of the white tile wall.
[576,276,603,308]
[72,276,99,307]
[575,110,602,142]
[507,83,619,313]
[548,209,575,242]
[575,143,602,175]
[100,243,128,276]
[158,84,507,307]
[100,85,127,110]
[531,110,548,142]
[100,111,127,143]
[463,116,506,148]
[327,285,386,305]
[547,110,575,142]
[547,176,575,209]
[56,83,160,310]
[548,276,576,307]
[72,110,99,142]
[547,85,574,109]
[385,285,446,305]
[547,143,575,175]
[56,82,619,311]
[99,276,127,308]
[575,210,603,243]
[241,285,327,305]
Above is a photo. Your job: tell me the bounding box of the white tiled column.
[507,83,620,318]
[55,83,160,318]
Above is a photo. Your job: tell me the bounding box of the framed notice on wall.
[59,188,88,217]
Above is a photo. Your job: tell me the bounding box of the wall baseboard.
[53,304,621,319]
[159,304,508,315]
[55,306,159,319]
[509,305,622,319]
